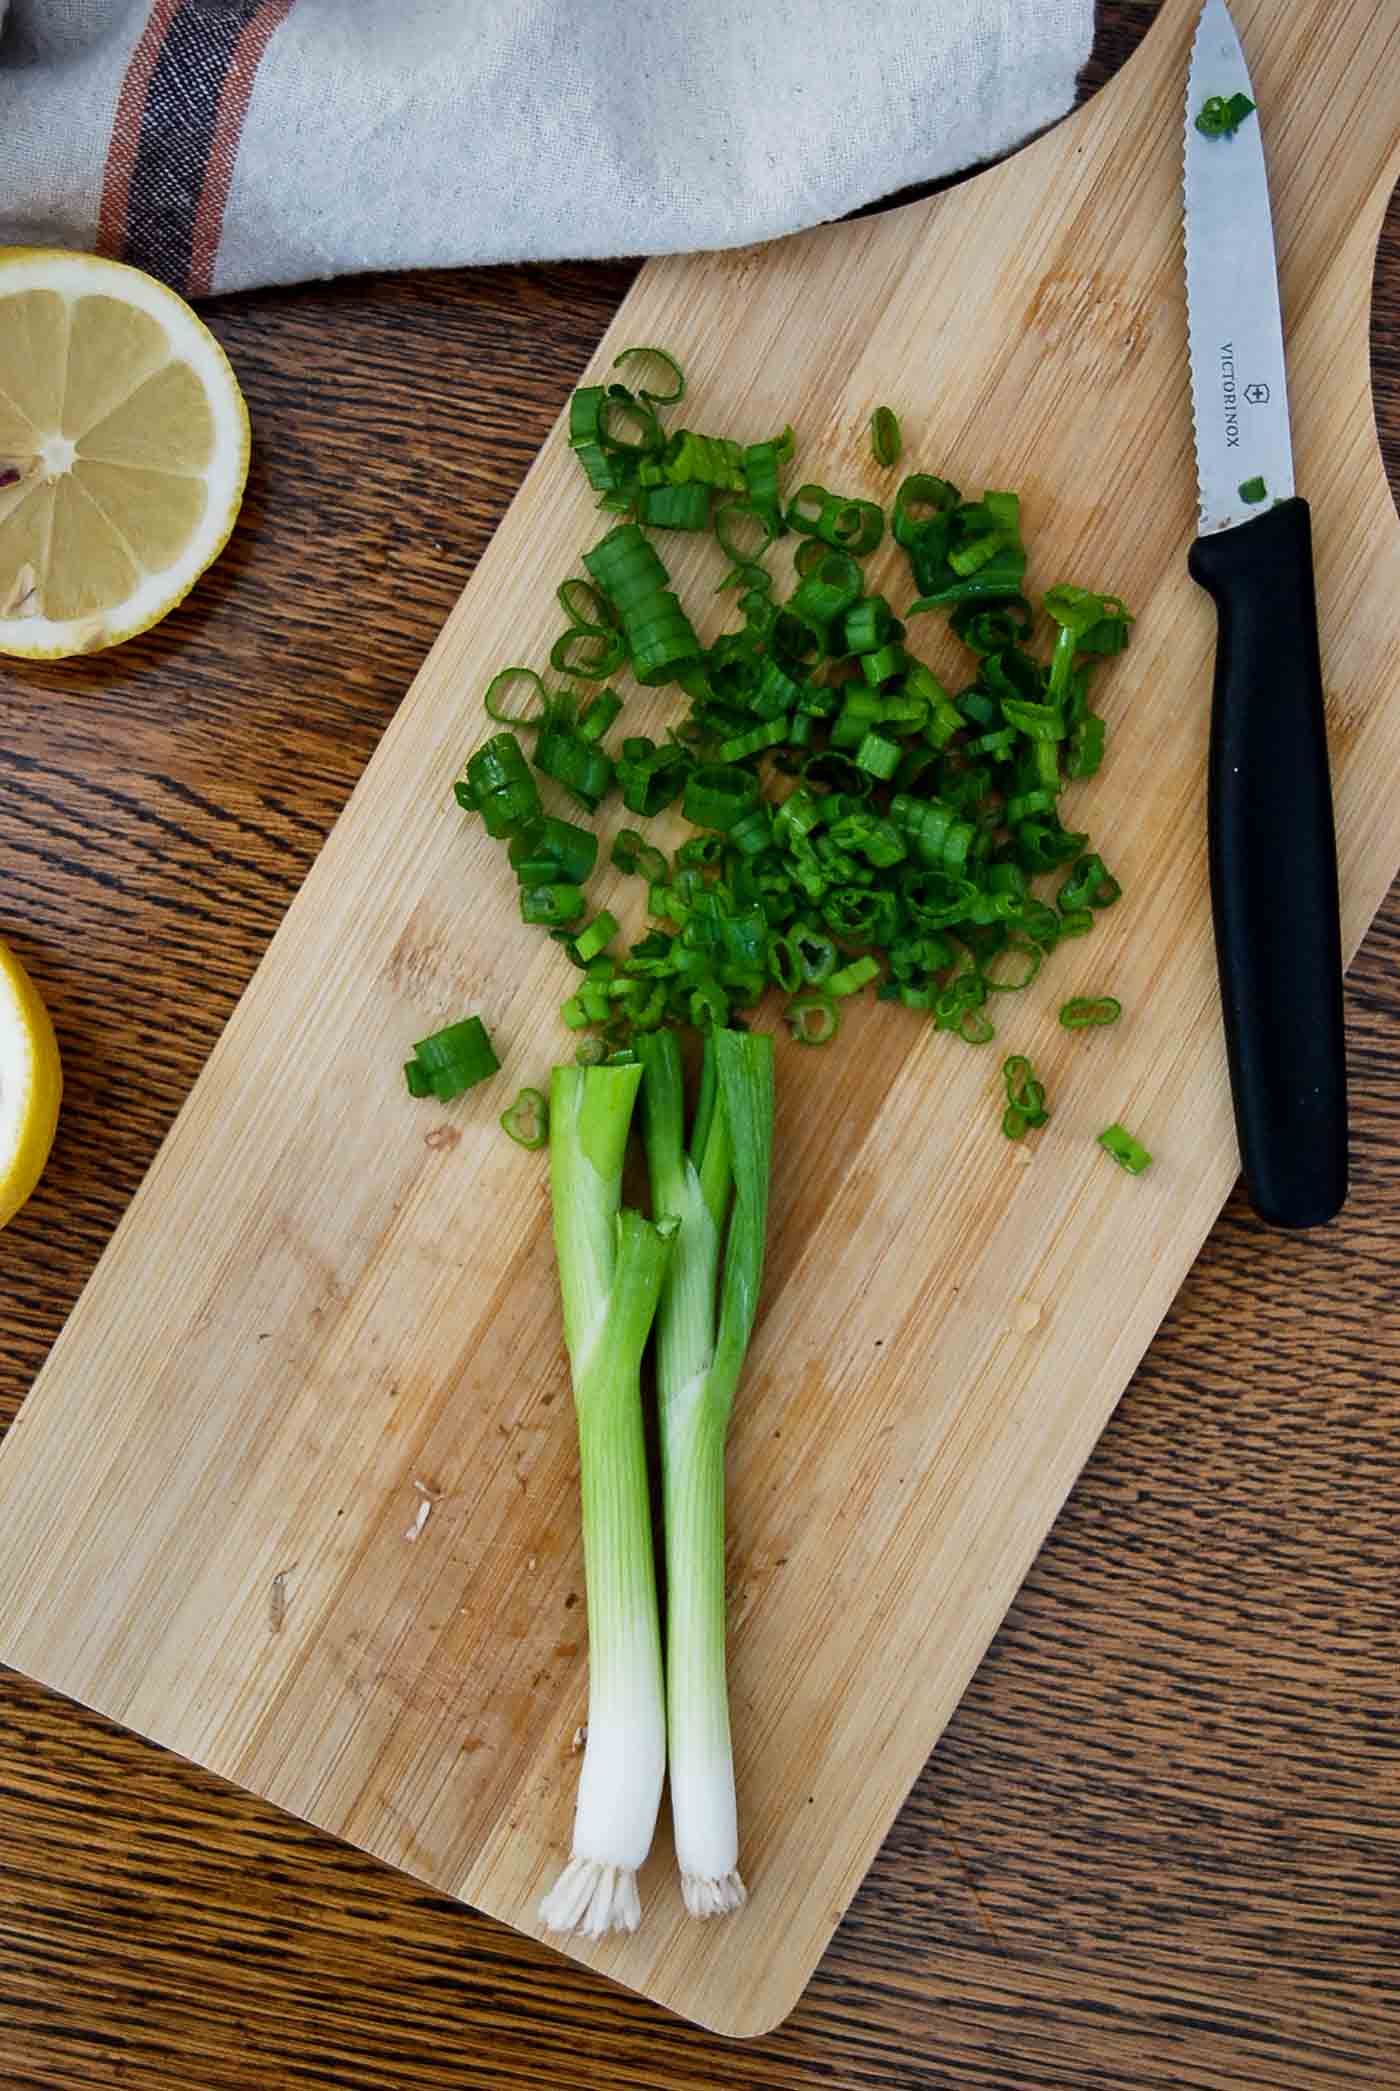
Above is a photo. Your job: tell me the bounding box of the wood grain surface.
[2,0,1399,2040]
[0,1,1396,2082]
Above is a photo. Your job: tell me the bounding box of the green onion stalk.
[538,1064,675,1938]
[638,1028,774,1918]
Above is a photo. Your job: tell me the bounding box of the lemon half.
[0,249,249,658]
[0,939,61,1229]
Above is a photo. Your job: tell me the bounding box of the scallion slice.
[612,344,685,404]
[1098,1122,1152,1174]
[520,882,587,928]
[639,483,712,531]
[638,1029,773,1919]
[1060,995,1122,1028]
[573,911,619,964]
[1195,90,1255,138]
[464,732,541,838]
[784,993,840,1045]
[683,764,761,833]
[537,1066,674,1938]
[500,1086,549,1148]
[869,405,902,468]
[404,1015,500,1101]
[483,665,554,729]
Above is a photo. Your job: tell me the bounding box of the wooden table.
[2,8,1397,2084]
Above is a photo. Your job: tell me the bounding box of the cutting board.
[0,0,1396,2040]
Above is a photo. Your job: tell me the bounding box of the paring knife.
[1183,0,1348,1228]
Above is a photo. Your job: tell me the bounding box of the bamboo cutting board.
[0,0,1397,2040]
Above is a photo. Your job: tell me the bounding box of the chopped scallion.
[1098,1122,1152,1173]
[520,882,587,928]
[573,911,619,964]
[1000,1053,1049,1139]
[1195,90,1256,138]
[404,1015,499,1101]
[1060,995,1122,1028]
[869,405,902,468]
[500,1086,549,1148]
[537,1066,674,1938]
[827,956,880,998]
[612,344,685,405]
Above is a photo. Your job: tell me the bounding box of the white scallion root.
[680,1869,747,1919]
[538,1857,642,1938]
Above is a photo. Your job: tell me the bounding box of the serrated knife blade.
[1184,0,1294,532]
[1181,0,1347,1229]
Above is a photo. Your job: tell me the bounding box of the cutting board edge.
[0,0,1397,2042]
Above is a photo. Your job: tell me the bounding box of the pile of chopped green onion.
[453,348,1133,1065]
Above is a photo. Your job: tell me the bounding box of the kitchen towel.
[0,0,1094,299]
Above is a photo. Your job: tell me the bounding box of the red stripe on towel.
[188,1,297,297]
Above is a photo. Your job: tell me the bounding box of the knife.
[1183,0,1348,1229]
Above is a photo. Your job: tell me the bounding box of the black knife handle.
[1187,498,1347,1227]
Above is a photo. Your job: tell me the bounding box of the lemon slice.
[0,249,249,659]
[0,938,62,1230]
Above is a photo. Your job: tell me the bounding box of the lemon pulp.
[0,249,249,658]
[0,939,62,1229]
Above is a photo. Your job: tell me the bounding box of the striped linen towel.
[0,0,1093,299]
